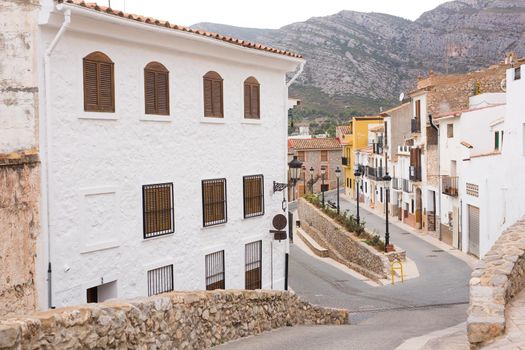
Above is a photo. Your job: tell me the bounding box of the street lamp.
[335,166,341,214]
[288,156,303,201]
[309,166,314,193]
[382,173,392,252]
[320,166,326,207]
[354,169,362,224]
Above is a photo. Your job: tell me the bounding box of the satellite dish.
[399,92,405,102]
[500,78,507,92]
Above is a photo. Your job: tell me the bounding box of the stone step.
[296,228,329,258]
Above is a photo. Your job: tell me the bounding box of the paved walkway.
[218,194,474,349]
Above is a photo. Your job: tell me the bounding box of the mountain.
[192,0,525,116]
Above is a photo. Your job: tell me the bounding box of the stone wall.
[0,151,40,316]
[298,198,390,280]
[0,290,348,349]
[467,217,525,347]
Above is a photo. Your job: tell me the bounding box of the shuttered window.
[142,183,174,238]
[202,178,227,226]
[206,250,225,290]
[144,62,170,115]
[415,99,421,119]
[321,150,328,162]
[245,241,262,290]
[203,71,223,118]
[244,77,260,119]
[243,175,264,218]
[83,51,115,112]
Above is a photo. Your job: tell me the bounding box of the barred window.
[147,264,174,296]
[142,183,174,238]
[205,250,225,290]
[245,241,262,290]
[243,175,264,218]
[202,179,227,227]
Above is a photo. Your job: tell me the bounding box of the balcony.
[402,179,413,193]
[392,177,402,190]
[372,142,384,155]
[442,176,459,197]
[411,118,421,133]
[366,166,384,180]
[409,165,422,181]
[342,157,348,166]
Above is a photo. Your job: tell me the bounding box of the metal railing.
[402,179,413,193]
[366,166,384,180]
[411,118,421,133]
[409,165,421,181]
[442,176,459,197]
[372,142,384,155]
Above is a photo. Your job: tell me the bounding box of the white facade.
[38,2,302,307]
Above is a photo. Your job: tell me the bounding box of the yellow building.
[337,116,383,197]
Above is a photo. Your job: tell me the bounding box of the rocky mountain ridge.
[193,0,525,115]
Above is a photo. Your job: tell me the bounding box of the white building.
[436,93,506,253]
[36,0,303,308]
[459,64,524,257]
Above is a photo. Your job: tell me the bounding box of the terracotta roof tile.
[336,125,352,135]
[60,0,303,59]
[288,138,341,150]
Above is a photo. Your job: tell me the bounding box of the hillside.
[192,0,525,117]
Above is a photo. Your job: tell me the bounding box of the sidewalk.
[339,193,478,269]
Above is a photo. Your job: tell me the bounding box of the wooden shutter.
[144,70,156,114]
[203,71,223,118]
[415,100,421,119]
[244,175,264,218]
[203,179,227,226]
[144,62,169,115]
[83,52,114,112]
[244,77,260,119]
[143,183,174,238]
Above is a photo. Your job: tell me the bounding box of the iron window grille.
[202,178,227,227]
[147,264,174,296]
[243,175,264,218]
[142,183,174,239]
[245,241,262,290]
[205,250,225,290]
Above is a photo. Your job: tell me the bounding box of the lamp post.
[382,173,392,252]
[335,166,341,215]
[321,166,326,207]
[354,169,362,224]
[309,166,314,193]
[288,156,303,201]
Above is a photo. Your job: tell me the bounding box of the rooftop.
[59,0,303,59]
[288,138,341,151]
[336,125,352,135]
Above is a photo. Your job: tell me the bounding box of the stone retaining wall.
[0,290,348,349]
[298,198,390,280]
[468,217,525,347]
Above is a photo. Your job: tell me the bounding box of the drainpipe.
[42,6,71,309]
[428,114,441,240]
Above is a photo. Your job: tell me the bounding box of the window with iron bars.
[245,241,262,289]
[243,175,264,218]
[147,264,174,296]
[202,178,227,227]
[205,250,225,290]
[142,183,174,239]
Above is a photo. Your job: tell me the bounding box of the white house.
[36,0,304,308]
[437,93,506,253]
[460,64,524,257]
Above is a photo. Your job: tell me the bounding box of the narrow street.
[218,193,473,349]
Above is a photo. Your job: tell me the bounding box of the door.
[452,206,460,249]
[468,205,480,257]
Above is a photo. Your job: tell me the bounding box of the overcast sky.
[105,0,451,29]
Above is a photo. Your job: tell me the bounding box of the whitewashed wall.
[40,9,300,307]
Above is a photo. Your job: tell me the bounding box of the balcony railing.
[372,142,384,155]
[392,177,402,190]
[342,157,348,166]
[409,165,421,181]
[366,166,384,180]
[442,176,459,197]
[402,179,413,193]
[411,118,421,133]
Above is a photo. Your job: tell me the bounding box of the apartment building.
[2,0,304,310]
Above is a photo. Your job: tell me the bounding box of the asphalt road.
[217,193,472,350]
